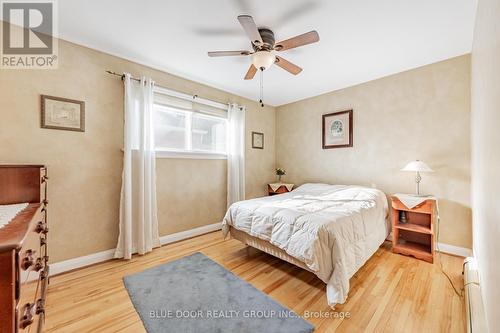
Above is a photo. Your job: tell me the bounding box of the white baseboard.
[437,242,473,257]
[159,222,221,246]
[22,222,223,281]
[50,248,116,276]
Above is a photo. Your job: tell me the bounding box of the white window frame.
[153,89,229,160]
[155,150,227,160]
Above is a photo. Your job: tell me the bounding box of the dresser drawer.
[18,208,46,266]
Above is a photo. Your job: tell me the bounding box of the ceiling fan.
[207,15,320,80]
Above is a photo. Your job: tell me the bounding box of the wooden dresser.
[0,165,49,333]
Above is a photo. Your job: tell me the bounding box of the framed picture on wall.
[252,131,264,149]
[322,109,353,149]
[41,95,85,132]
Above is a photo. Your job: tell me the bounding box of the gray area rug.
[123,252,314,333]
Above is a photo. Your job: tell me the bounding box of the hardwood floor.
[35,231,465,332]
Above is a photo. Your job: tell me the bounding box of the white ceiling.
[57,0,477,106]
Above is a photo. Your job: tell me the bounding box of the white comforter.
[222,183,389,305]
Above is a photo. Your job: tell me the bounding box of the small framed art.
[41,95,85,132]
[252,131,264,149]
[322,109,353,149]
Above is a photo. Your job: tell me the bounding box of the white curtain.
[115,74,160,259]
[227,103,246,207]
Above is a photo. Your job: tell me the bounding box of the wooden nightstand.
[268,183,294,196]
[391,196,436,263]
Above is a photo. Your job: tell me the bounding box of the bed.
[222,183,389,307]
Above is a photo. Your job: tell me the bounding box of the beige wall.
[0,24,474,264]
[471,0,500,331]
[0,38,276,263]
[276,55,472,249]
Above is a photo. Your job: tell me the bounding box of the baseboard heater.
[463,257,487,333]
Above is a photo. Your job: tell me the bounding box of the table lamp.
[401,160,434,196]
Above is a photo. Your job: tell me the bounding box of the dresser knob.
[19,303,35,329]
[21,250,36,271]
[40,268,48,280]
[35,221,48,234]
[34,257,44,272]
[35,221,45,233]
[36,298,45,314]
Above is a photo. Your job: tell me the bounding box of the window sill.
[155,150,227,160]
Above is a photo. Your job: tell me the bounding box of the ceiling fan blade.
[237,15,263,46]
[274,31,319,51]
[208,50,251,57]
[244,64,257,80]
[275,56,302,75]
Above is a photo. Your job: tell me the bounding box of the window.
[154,102,227,158]
[191,113,226,152]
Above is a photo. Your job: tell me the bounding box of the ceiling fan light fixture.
[251,51,275,70]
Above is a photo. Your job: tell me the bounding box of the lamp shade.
[401,160,434,172]
[251,51,275,70]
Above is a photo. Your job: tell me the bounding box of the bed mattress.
[222,183,389,305]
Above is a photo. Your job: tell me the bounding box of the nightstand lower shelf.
[393,241,433,262]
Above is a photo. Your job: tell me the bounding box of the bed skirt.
[229,226,346,308]
[229,227,314,275]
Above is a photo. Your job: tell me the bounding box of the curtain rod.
[105,70,229,111]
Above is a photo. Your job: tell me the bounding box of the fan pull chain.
[259,68,264,108]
